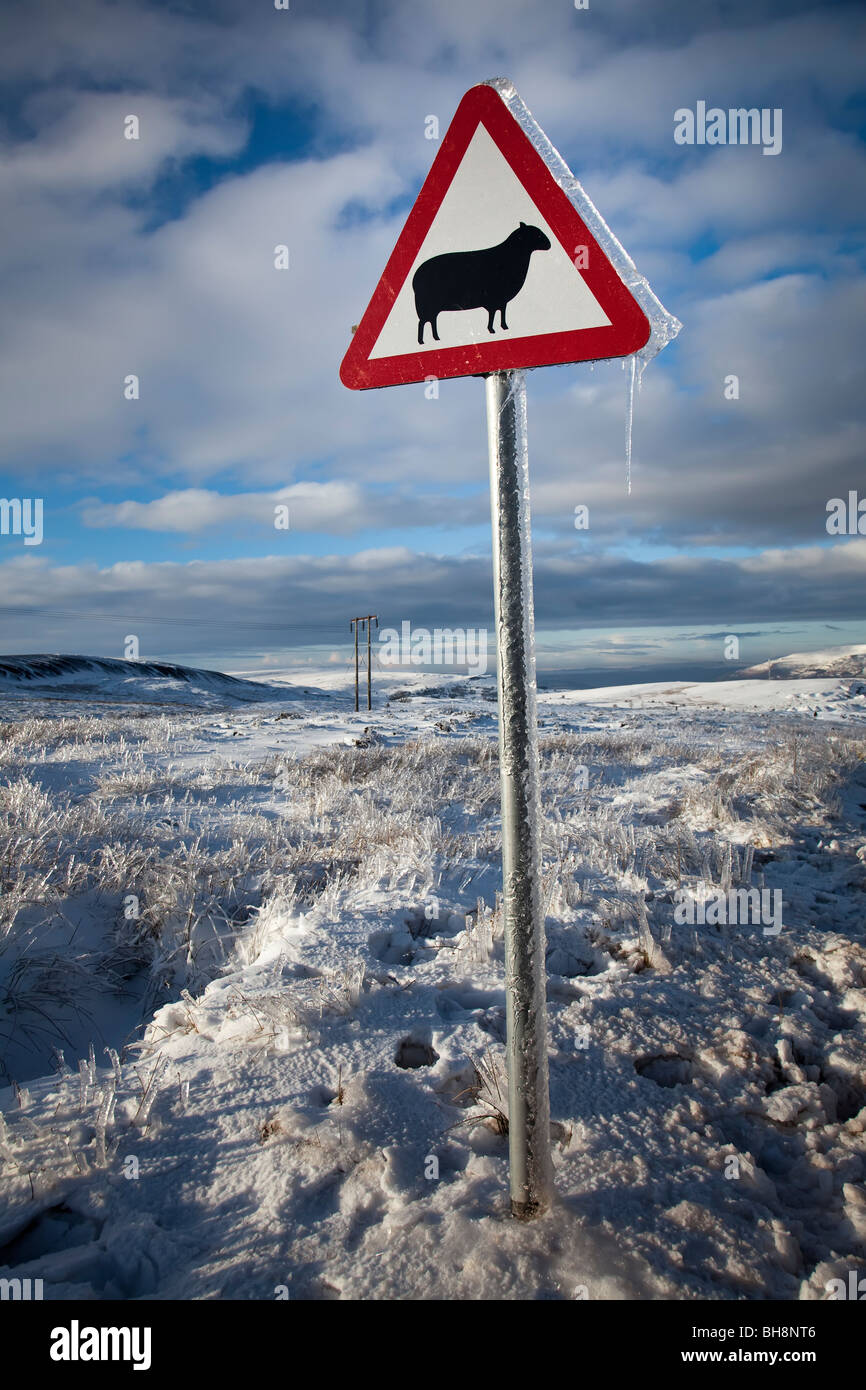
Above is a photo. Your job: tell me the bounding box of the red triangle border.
[340,84,651,390]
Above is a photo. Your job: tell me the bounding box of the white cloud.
[1,90,246,194]
[81,483,364,533]
[1,539,864,662]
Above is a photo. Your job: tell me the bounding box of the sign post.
[486,369,552,1215]
[340,79,680,1217]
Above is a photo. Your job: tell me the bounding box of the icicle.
[625,354,637,496]
[95,1082,116,1166]
[104,1047,122,1085]
[12,1079,30,1110]
[0,1110,17,1167]
[97,1081,117,1128]
[78,1059,90,1111]
[133,1054,167,1129]
[742,845,754,887]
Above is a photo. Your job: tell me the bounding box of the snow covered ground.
[0,655,864,1300]
[0,653,329,708]
[739,645,866,681]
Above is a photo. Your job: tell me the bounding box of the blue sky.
[0,0,864,675]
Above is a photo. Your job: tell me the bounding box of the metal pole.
[353,620,359,712]
[485,369,552,1219]
[367,617,372,711]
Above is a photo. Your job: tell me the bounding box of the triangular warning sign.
[340,81,652,390]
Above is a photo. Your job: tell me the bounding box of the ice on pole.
[486,368,553,1215]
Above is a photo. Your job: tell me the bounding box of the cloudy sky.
[0,0,863,678]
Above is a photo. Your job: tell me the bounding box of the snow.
[739,646,866,680]
[0,648,864,1300]
[550,675,866,722]
[0,654,325,708]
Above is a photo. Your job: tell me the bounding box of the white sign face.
[369,125,611,359]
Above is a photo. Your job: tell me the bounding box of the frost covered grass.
[0,687,865,1300]
[0,716,294,1082]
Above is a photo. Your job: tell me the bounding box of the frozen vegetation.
[0,659,864,1300]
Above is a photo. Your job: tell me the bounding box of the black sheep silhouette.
[412,222,551,345]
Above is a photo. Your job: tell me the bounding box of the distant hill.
[738,644,866,680]
[0,654,324,707]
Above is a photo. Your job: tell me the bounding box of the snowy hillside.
[0,656,864,1300]
[549,676,866,724]
[0,654,326,708]
[739,646,866,681]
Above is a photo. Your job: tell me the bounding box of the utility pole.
[350,615,378,711]
[367,615,377,711]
